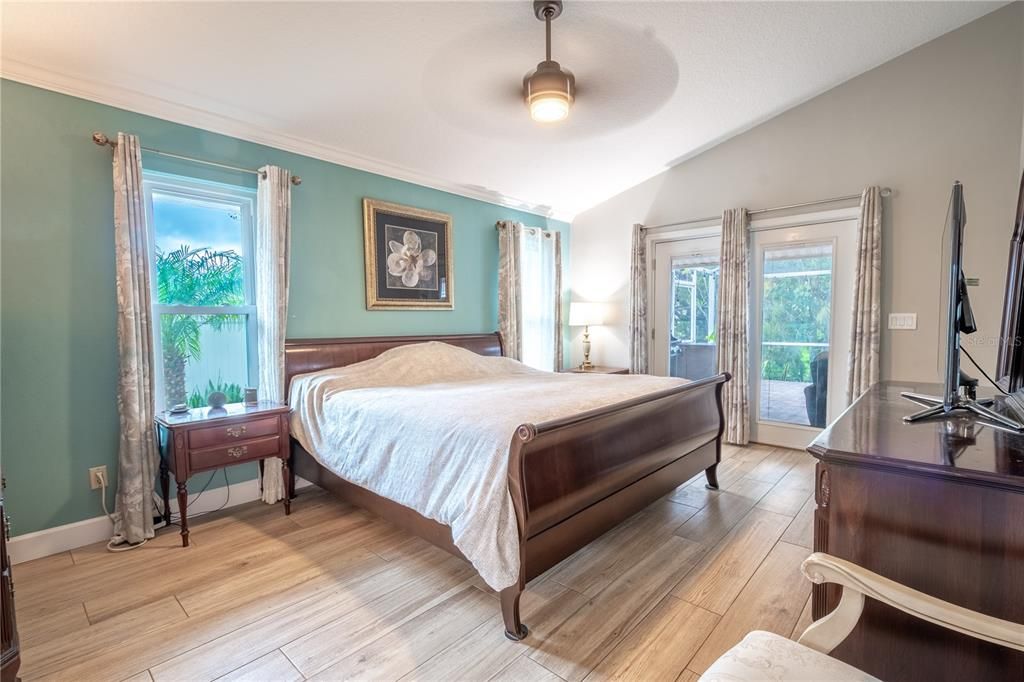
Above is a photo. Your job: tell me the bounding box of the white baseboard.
[8,476,312,565]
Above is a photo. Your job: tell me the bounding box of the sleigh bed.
[284,332,728,640]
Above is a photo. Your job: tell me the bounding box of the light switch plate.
[888,313,917,330]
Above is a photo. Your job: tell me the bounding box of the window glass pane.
[151,191,246,305]
[519,229,558,371]
[759,243,833,426]
[158,314,250,409]
[669,258,719,380]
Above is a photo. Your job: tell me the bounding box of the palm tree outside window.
[142,172,258,411]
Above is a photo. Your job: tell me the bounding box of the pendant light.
[523,1,575,123]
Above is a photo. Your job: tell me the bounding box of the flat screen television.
[996,170,1024,393]
[902,180,1023,430]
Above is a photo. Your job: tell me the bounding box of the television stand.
[901,389,1024,431]
[1005,389,1024,421]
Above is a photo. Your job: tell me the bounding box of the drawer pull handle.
[226,426,247,438]
[227,446,248,459]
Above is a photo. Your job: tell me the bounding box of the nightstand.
[155,401,291,547]
[564,366,630,375]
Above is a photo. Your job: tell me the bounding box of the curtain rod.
[645,187,891,232]
[91,132,302,186]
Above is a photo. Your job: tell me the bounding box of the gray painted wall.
[570,4,1024,385]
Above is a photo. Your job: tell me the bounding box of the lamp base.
[580,325,594,370]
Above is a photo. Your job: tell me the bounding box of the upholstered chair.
[699,553,1024,681]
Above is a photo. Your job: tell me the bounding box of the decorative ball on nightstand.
[207,391,227,408]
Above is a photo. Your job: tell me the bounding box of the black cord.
[185,470,218,509]
[961,346,1010,395]
[156,469,233,529]
[216,468,231,512]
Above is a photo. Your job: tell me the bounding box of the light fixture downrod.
[523,1,575,123]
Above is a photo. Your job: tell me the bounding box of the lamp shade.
[569,302,605,327]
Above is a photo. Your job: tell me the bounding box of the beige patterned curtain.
[550,232,563,371]
[716,208,750,445]
[256,166,292,503]
[111,132,157,546]
[497,221,523,361]
[497,221,562,370]
[628,223,649,374]
[846,187,882,403]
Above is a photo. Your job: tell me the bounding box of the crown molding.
[1,59,571,222]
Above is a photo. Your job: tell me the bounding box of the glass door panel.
[652,235,720,377]
[749,209,857,449]
[669,257,720,380]
[758,244,833,426]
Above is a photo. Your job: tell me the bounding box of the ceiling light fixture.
[523,1,575,123]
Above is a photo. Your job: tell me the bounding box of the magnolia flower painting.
[364,198,453,310]
[386,229,437,288]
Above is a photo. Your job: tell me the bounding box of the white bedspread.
[289,342,686,590]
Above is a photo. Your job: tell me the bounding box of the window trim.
[142,171,258,411]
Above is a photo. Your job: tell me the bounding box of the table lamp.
[569,302,605,370]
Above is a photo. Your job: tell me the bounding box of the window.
[518,227,561,371]
[667,254,719,379]
[671,262,718,344]
[143,172,257,411]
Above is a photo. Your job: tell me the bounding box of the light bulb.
[523,59,575,124]
[530,95,570,122]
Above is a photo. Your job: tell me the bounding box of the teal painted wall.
[0,79,569,536]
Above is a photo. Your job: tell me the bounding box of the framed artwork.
[363,198,454,310]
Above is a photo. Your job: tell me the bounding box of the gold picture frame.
[363,198,454,310]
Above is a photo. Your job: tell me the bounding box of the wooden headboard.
[284,332,504,387]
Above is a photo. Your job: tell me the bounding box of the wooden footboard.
[496,372,728,638]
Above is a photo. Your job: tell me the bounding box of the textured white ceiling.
[1,1,1003,219]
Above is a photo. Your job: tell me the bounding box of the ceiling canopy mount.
[534,0,563,22]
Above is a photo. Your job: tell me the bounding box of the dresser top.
[155,400,289,428]
[809,382,1024,491]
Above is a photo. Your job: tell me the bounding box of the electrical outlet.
[88,465,108,490]
[888,313,917,330]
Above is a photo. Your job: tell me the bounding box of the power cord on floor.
[100,468,232,552]
[98,469,148,553]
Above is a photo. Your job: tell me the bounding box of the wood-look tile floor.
[15,444,817,681]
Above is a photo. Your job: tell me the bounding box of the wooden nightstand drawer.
[189,416,280,450]
[156,401,291,546]
[189,435,280,472]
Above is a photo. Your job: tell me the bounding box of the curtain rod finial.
[92,132,111,147]
[291,176,302,186]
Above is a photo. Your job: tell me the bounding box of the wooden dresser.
[1,477,20,682]
[809,382,1024,681]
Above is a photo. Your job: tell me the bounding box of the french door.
[749,209,857,448]
[650,208,858,449]
[651,234,721,379]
